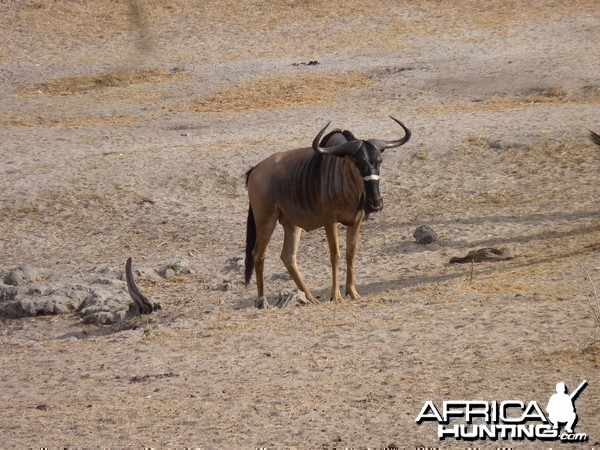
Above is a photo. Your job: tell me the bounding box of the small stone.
[0,284,18,302]
[271,272,292,281]
[163,268,176,279]
[26,283,50,296]
[413,225,438,244]
[90,278,118,285]
[3,266,40,286]
[219,280,233,292]
[275,289,308,308]
[224,257,244,273]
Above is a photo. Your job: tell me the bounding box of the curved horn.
[312,122,362,156]
[126,257,161,315]
[367,116,411,151]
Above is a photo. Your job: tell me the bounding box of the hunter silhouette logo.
[416,380,588,442]
[547,380,587,434]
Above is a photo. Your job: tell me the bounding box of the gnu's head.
[347,141,384,213]
[312,116,411,214]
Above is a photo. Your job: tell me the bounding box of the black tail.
[244,204,256,285]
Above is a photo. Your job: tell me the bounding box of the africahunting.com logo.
[416,380,588,442]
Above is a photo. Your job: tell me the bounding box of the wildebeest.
[244,117,411,307]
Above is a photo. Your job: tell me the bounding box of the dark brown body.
[249,147,367,231]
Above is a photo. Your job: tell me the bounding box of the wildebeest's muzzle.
[363,176,383,213]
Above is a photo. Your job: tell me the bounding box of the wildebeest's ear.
[367,139,386,153]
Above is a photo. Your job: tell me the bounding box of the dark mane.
[285,151,324,215]
[341,130,357,141]
[319,129,357,146]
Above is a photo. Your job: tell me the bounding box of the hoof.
[255,296,270,309]
[330,291,345,303]
[345,287,361,300]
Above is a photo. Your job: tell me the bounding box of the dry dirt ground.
[1,0,599,447]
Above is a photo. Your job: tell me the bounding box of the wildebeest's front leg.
[324,222,344,302]
[280,220,319,305]
[345,219,363,300]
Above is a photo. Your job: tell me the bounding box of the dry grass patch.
[428,86,600,114]
[188,72,372,112]
[0,189,122,218]
[3,1,597,63]
[458,135,595,167]
[0,112,137,129]
[405,0,596,34]
[4,0,596,40]
[19,68,188,97]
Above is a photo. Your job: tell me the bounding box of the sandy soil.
[1,0,599,447]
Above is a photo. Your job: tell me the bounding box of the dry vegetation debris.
[189,71,372,112]
[19,67,188,97]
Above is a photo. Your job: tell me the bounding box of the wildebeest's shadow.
[234,208,599,308]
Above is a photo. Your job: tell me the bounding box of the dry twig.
[575,259,600,341]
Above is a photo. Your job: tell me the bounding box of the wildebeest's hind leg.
[280,220,319,305]
[324,222,344,302]
[345,219,363,300]
[252,212,278,305]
